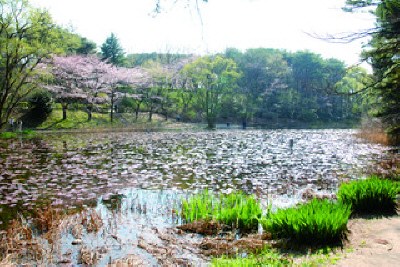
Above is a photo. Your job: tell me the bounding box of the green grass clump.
[338,176,399,215]
[181,190,262,231]
[263,199,351,246]
[211,249,291,267]
[0,132,17,139]
[215,192,262,230]
[182,189,215,222]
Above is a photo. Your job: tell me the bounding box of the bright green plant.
[338,176,399,215]
[181,190,262,231]
[211,248,291,267]
[263,199,351,246]
[0,132,17,139]
[181,189,215,222]
[215,192,262,230]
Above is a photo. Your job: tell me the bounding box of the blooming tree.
[45,55,149,121]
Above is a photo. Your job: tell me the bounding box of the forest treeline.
[30,44,371,129]
[1,0,398,142]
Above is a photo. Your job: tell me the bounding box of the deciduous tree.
[0,0,79,129]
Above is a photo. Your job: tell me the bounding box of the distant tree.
[0,0,80,129]
[335,66,373,119]
[181,55,241,128]
[101,33,125,66]
[45,55,147,122]
[77,37,97,55]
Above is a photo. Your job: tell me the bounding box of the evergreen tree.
[101,33,125,66]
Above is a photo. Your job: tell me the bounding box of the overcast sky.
[31,0,375,67]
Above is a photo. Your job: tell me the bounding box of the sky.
[30,0,375,67]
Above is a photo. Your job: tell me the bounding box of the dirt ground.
[335,215,400,267]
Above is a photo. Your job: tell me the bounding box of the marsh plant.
[338,176,399,215]
[211,248,292,267]
[181,190,262,231]
[263,199,351,246]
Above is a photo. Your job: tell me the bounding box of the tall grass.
[338,176,399,215]
[263,199,351,246]
[182,189,215,222]
[215,192,262,230]
[181,190,262,231]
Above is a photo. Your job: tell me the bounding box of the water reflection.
[0,129,397,265]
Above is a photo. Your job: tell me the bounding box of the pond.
[0,129,396,265]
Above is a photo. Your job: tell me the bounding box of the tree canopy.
[344,0,400,142]
[101,33,125,66]
[0,0,80,129]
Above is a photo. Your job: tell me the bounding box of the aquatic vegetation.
[338,176,399,215]
[211,248,292,267]
[215,192,262,231]
[0,130,396,265]
[0,219,43,263]
[181,190,262,231]
[33,205,63,233]
[181,189,215,222]
[263,199,351,246]
[101,193,126,210]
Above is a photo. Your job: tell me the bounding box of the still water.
[0,129,394,265]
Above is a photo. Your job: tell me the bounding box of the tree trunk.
[148,106,153,122]
[110,91,114,123]
[87,104,93,122]
[62,103,68,120]
[135,102,141,121]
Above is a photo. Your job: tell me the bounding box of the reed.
[181,190,262,231]
[338,176,399,215]
[263,199,351,246]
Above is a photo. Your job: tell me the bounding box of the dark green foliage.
[344,0,400,143]
[101,33,125,66]
[181,190,262,231]
[76,37,97,55]
[28,90,53,115]
[263,199,351,246]
[21,90,53,128]
[338,176,399,215]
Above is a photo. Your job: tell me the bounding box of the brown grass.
[0,219,43,264]
[355,128,390,146]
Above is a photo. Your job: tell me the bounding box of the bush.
[263,199,351,246]
[21,90,53,128]
[28,90,53,116]
[338,176,399,215]
[181,190,262,231]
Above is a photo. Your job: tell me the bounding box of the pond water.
[0,129,395,265]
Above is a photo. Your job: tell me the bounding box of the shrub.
[263,199,351,246]
[338,176,399,215]
[181,190,262,231]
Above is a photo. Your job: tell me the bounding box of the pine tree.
[101,33,125,66]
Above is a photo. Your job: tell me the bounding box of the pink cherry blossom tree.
[44,55,149,122]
